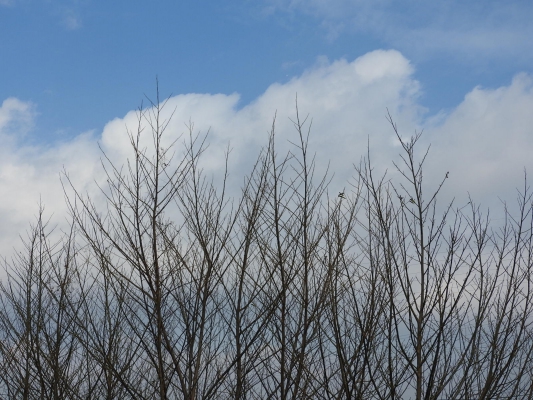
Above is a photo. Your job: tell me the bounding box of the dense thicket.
[1,97,532,400]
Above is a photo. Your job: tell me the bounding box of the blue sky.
[2,0,532,140]
[1,0,533,254]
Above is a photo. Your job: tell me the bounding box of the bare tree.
[2,93,533,400]
[355,114,533,400]
[0,207,93,399]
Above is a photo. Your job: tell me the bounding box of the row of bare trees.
[1,96,532,399]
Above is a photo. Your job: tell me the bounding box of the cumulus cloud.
[426,73,533,208]
[1,49,532,258]
[98,49,422,189]
[0,99,100,257]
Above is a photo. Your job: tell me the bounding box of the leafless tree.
[1,94,533,400]
[0,207,94,399]
[353,113,533,400]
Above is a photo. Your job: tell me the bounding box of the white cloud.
[1,49,533,258]
[0,99,100,257]
[0,98,35,139]
[98,49,422,187]
[426,73,533,208]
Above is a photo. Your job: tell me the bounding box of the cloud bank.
[1,49,532,257]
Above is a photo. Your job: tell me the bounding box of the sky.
[1,0,533,256]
